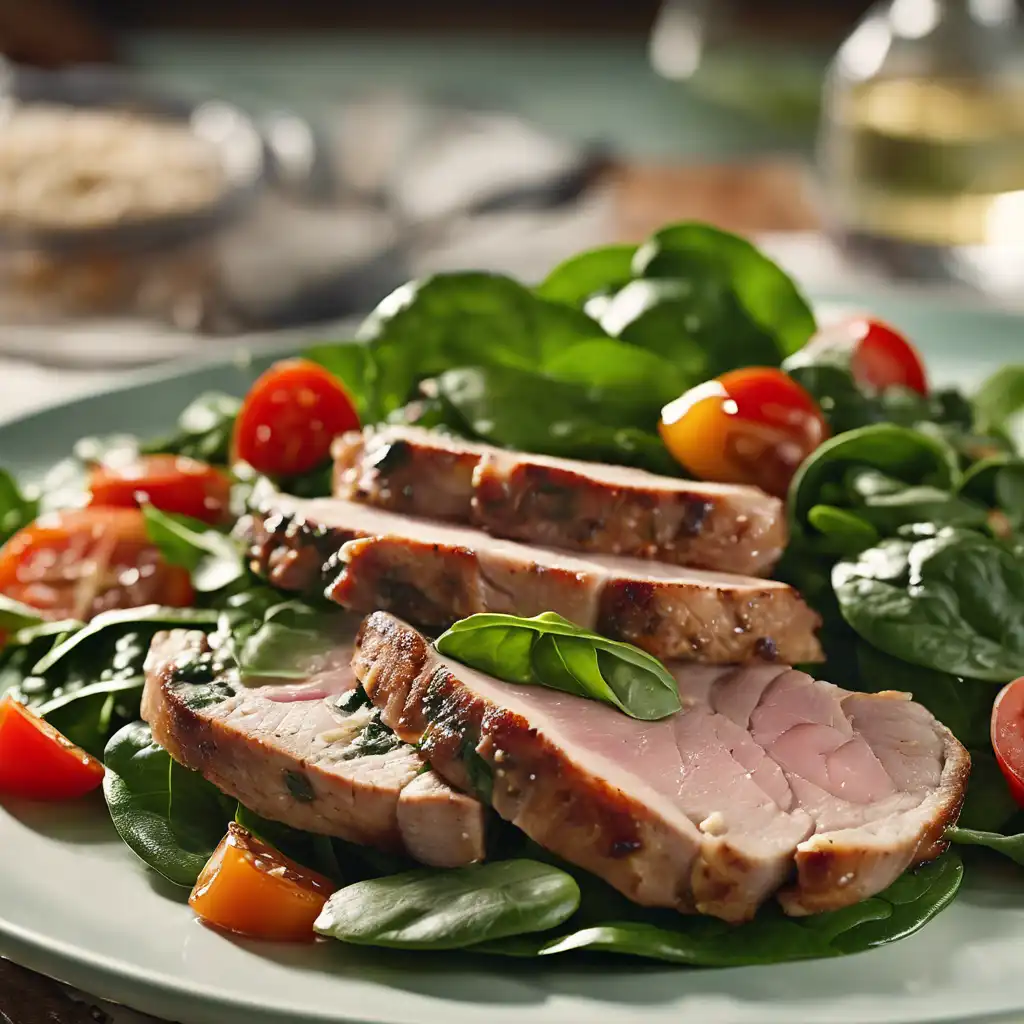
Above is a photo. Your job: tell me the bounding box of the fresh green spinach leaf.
[536,245,638,307]
[356,273,606,420]
[0,468,39,544]
[834,526,1024,682]
[234,601,341,681]
[141,392,241,464]
[633,222,816,356]
[103,721,234,887]
[0,594,45,634]
[435,611,681,721]
[314,860,580,950]
[789,424,962,554]
[479,855,961,964]
[974,365,1024,451]
[540,338,685,402]
[946,827,1024,866]
[33,606,219,677]
[431,365,678,475]
[599,278,781,385]
[142,506,244,593]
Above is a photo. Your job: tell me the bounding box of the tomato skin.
[803,317,928,396]
[89,454,231,525]
[0,507,193,621]
[0,695,105,800]
[993,678,1024,807]
[190,823,335,942]
[232,359,360,478]
[659,367,829,497]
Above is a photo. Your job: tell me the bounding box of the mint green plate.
[1,294,1024,1024]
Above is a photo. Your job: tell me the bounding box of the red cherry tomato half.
[803,316,928,396]
[0,507,193,621]
[660,367,829,498]
[232,359,360,478]
[992,677,1024,807]
[0,694,105,800]
[89,454,231,525]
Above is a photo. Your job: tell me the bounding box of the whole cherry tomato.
[232,359,360,478]
[660,367,829,498]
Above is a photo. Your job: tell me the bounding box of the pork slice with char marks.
[141,627,487,868]
[241,495,822,666]
[333,425,786,576]
[353,612,969,921]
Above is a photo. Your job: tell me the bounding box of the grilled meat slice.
[353,612,969,921]
[333,426,786,576]
[241,495,822,665]
[141,628,486,868]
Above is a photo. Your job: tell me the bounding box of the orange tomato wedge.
[0,694,105,800]
[190,823,335,942]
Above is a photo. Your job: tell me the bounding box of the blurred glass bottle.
[819,0,1024,291]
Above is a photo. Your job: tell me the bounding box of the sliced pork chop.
[353,612,969,921]
[242,495,822,665]
[142,628,487,868]
[333,426,785,576]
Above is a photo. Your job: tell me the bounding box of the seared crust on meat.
[332,426,786,576]
[352,612,702,915]
[142,629,487,867]
[240,497,823,666]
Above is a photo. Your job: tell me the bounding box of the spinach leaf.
[946,827,1024,867]
[357,273,606,420]
[974,365,1024,450]
[435,611,681,721]
[234,601,342,681]
[536,245,637,308]
[959,454,1024,535]
[480,855,961,964]
[103,721,234,887]
[541,338,685,402]
[304,342,373,423]
[0,594,45,634]
[834,527,1024,682]
[431,365,678,475]
[0,468,39,544]
[314,860,580,950]
[142,506,244,593]
[789,424,962,554]
[599,278,781,385]
[633,222,816,356]
[141,392,241,464]
[33,606,219,677]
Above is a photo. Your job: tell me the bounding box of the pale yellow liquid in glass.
[828,76,1024,248]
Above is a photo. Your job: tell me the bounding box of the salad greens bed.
[2,221,1024,965]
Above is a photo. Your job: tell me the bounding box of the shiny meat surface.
[333,425,786,576]
[241,494,822,665]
